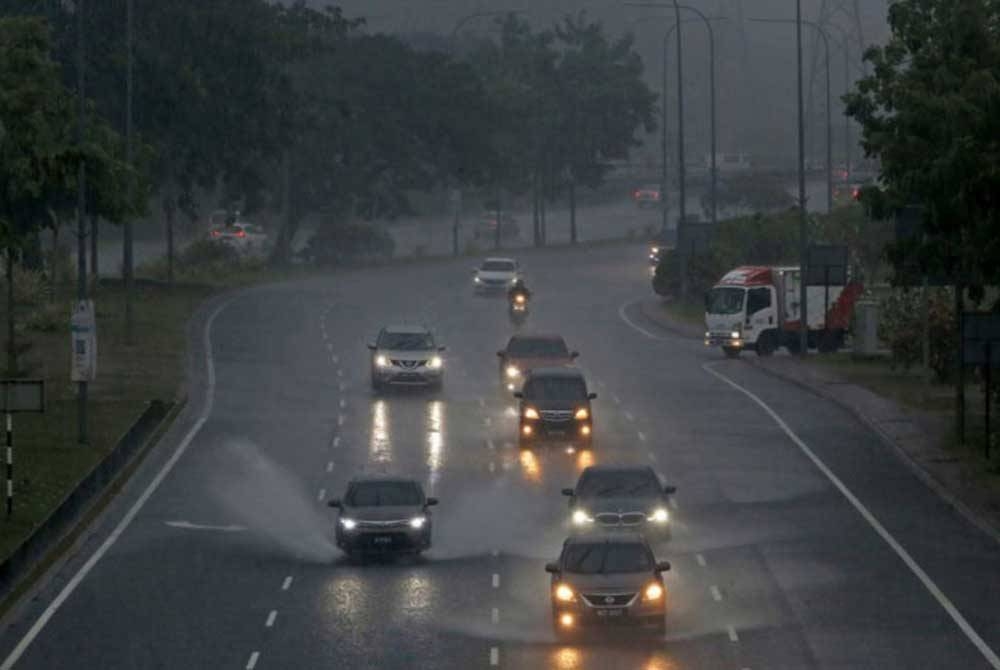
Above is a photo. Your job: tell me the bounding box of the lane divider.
[246,651,260,669]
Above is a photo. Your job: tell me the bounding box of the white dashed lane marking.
[696,554,707,568]
[710,586,723,602]
[624,411,635,422]
[727,625,739,642]
[339,399,346,409]
[317,489,326,502]
[490,647,499,666]
[266,611,277,628]
[669,497,679,510]
[332,436,341,448]
[637,431,646,442]
[492,574,500,588]
[246,652,260,670]
[337,415,345,427]
[281,576,293,591]
[326,461,334,473]
[491,608,499,624]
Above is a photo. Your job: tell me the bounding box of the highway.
[2,242,999,669]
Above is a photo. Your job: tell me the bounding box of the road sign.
[0,380,44,413]
[961,313,1000,367]
[805,245,848,286]
[70,300,97,382]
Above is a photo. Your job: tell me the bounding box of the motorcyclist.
[508,278,531,306]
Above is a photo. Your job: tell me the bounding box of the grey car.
[563,465,677,539]
[546,533,670,637]
[369,325,446,391]
[328,476,438,560]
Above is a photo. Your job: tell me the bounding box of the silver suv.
[369,325,446,392]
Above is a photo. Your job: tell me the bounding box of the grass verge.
[660,300,705,329]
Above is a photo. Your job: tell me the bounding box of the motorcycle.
[508,293,529,326]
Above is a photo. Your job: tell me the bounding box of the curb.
[0,400,175,604]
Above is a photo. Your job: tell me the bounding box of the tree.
[844,0,1000,294]
[0,17,78,374]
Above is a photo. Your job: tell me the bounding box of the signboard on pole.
[805,244,848,286]
[0,380,45,413]
[961,313,1000,367]
[70,300,97,382]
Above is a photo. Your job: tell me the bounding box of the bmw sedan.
[563,465,677,539]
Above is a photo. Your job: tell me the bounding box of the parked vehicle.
[704,265,863,357]
[209,221,269,256]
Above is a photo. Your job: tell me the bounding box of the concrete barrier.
[0,399,173,602]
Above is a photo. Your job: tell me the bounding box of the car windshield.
[507,337,569,358]
[379,332,434,350]
[562,542,652,575]
[523,376,587,403]
[706,287,745,315]
[346,482,423,507]
[576,470,660,497]
[481,260,515,272]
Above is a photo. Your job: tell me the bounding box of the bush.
[24,302,64,333]
[180,239,242,266]
[878,288,955,381]
[304,221,395,267]
[4,266,50,305]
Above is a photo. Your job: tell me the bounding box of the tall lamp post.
[124,0,134,342]
[76,0,89,443]
[750,17,832,214]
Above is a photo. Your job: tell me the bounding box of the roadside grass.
[0,281,212,563]
[661,300,705,329]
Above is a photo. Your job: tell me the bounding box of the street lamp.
[76,0,89,443]
[749,17,832,214]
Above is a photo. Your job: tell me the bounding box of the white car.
[473,257,520,294]
[209,222,269,256]
[369,325,446,392]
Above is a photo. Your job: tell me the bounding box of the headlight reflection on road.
[322,574,365,622]
[575,449,594,471]
[519,450,541,483]
[396,573,436,614]
[370,399,391,464]
[553,647,581,670]
[426,400,444,494]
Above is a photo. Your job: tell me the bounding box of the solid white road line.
[704,362,1000,669]
[617,300,666,340]
[710,585,723,602]
[727,625,739,642]
[492,574,500,588]
[281,576,293,591]
[696,553,707,568]
[246,651,260,669]
[265,610,277,628]
[0,296,234,670]
[490,647,499,666]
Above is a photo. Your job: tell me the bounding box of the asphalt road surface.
[3,243,999,670]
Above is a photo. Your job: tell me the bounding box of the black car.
[328,476,438,560]
[514,367,595,449]
[563,465,677,539]
[546,533,670,638]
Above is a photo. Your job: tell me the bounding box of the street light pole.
[124,0,134,343]
[76,0,89,443]
[796,0,809,356]
[671,0,688,301]
[749,17,832,214]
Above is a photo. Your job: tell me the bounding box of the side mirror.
[544,562,560,574]
[664,485,677,495]
[570,351,580,359]
[438,346,447,352]
[425,497,439,506]
[367,343,376,351]
[513,391,524,399]
[561,488,574,497]
[327,499,342,509]
[588,392,597,400]
[496,351,505,357]
[655,561,671,573]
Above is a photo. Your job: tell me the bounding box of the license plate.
[548,430,566,436]
[373,536,392,545]
[597,609,624,617]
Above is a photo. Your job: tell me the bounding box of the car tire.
[756,331,776,357]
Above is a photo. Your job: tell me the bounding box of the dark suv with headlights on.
[563,465,677,539]
[497,334,579,392]
[328,476,438,560]
[545,533,670,637]
[368,325,446,392]
[515,368,595,449]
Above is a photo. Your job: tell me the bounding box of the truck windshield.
[706,287,745,315]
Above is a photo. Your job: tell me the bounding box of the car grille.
[392,373,426,383]
[594,512,646,527]
[356,519,410,529]
[391,359,427,368]
[540,410,574,422]
[581,592,637,608]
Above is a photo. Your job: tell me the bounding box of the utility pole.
[796,0,809,356]
[671,0,688,301]
[124,0,134,343]
[76,0,89,443]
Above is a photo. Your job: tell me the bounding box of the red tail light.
[851,188,861,201]
[236,230,246,238]
[633,190,640,198]
[211,231,220,238]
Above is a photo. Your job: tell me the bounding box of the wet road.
[2,243,999,670]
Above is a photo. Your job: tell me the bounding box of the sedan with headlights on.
[328,476,438,561]
[368,325,446,392]
[563,465,677,539]
[497,334,579,392]
[546,533,670,637]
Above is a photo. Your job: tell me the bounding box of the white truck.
[704,265,863,357]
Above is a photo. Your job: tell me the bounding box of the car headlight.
[731,331,741,340]
[515,294,526,304]
[643,582,664,601]
[340,518,357,531]
[409,516,427,529]
[523,407,539,419]
[506,365,520,378]
[555,584,576,602]
[651,246,659,254]
[571,509,593,526]
[428,356,443,369]
[510,278,518,285]
[474,276,481,283]
[574,408,589,420]
[648,508,669,523]
[375,355,389,368]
